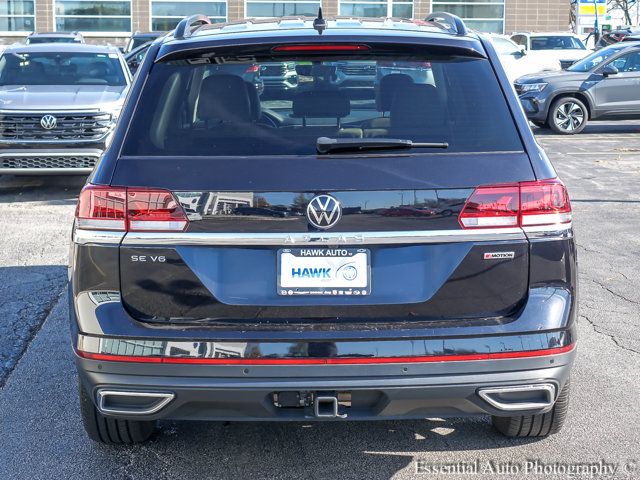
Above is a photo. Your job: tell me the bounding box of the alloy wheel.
[553,101,585,132]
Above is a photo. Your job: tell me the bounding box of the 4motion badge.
[484,252,515,260]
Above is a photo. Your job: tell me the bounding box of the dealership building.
[1,0,570,45]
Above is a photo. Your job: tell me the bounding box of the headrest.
[197,74,252,123]
[244,81,261,122]
[391,84,444,130]
[292,90,350,118]
[376,74,414,111]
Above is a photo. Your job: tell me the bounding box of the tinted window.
[26,37,81,44]
[609,51,640,72]
[568,45,627,72]
[530,36,585,50]
[0,52,127,86]
[493,37,521,55]
[122,55,523,156]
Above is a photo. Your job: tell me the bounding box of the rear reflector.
[272,44,370,53]
[76,185,188,232]
[77,344,575,365]
[459,179,571,229]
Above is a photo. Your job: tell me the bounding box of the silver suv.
[0,43,130,174]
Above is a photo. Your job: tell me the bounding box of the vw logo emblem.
[40,115,57,130]
[342,265,358,281]
[306,194,342,230]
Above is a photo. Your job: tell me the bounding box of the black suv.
[70,12,577,444]
[516,41,640,134]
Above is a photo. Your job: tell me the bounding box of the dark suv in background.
[70,12,577,444]
[516,41,640,133]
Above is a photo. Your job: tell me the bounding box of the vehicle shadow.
[533,121,640,136]
[0,174,85,204]
[88,417,542,479]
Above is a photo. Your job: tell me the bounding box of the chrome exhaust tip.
[478,384,556,412]
[96,389,175,415]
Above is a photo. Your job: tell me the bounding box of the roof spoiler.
[425,12,468,36]
[174,14,211,40]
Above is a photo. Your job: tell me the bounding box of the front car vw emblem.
[306,194,342,230]
[40,115,57,130]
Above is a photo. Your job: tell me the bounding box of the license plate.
[278,248,370,296]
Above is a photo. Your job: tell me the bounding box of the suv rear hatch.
[84,39,562,325]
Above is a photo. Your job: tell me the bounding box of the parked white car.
[489,35,560,82]
[511,32,589,69]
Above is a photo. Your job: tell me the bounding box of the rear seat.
[365,74,414,134]
[365,83,450,141]
[286,90,363,139]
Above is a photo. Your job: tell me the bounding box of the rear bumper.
[76,347,575,421]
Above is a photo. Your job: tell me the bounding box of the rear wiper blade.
[316,137,449,155]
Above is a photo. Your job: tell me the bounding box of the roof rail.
[174,14,211,40]
[425,12,468,36]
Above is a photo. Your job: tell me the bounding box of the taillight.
[245,64,259,73]
[459,185,519,228]
[520,180,572,226]
[76,185,126,231]
[127,189,188,231]
[459,179,571,229]
[76,185,188,232]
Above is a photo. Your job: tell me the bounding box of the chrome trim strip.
[0,109,102,114]
[122,228,527,246]
[478,384,556,411]
[0,168,94,175]
[0,138,109,146]
[96,389,175,416]
[0,150,102,157]
[522,222,573,240]
[73,228,126,246]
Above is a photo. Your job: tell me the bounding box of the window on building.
[1,1,35,32]
[339,0,413,19]
[432,1,505,33]
[246,1,320,18]
[151,1,227,31]
[54,1,132,32]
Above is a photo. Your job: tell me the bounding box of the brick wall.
[414,0,430,22]
[132,0,151,32]
[35,0,54,32]
[0,0,574,45]
[505,0,571,34]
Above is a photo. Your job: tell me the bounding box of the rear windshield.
[26,37,81,44]
[122,54,523,156]
[0,52,127,86]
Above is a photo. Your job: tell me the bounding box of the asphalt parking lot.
[0,122,639,479]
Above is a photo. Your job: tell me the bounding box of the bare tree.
[608,0,636,26]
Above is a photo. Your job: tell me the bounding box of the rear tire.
[492,380,570,438]
[548,97,588,134]
[78,382,156,444]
